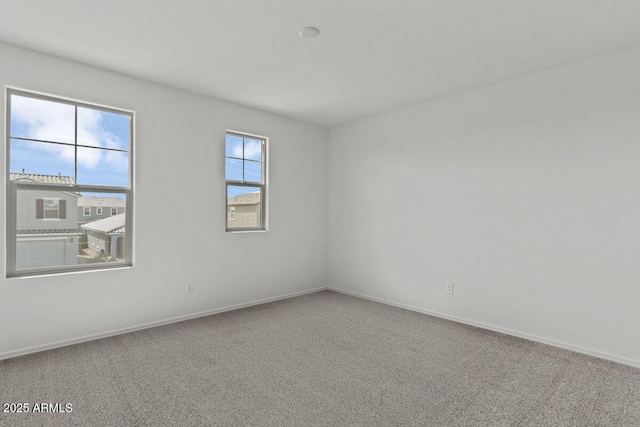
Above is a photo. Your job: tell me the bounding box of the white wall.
[328,47,640,366]
[4,40,640,368]
[0,42,328,358]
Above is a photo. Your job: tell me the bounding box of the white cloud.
[77,107,102,148]
[230,138,262,160]
[244,140,262,160]
[104,149,129,172]
[11,95,127,171]
[232,143,243,158]
[11,95,75,144]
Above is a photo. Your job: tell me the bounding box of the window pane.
[77,107,131,150]
[244,138,262,161]
[8,90,133,277]
[77,146,130,187]
[10,94,75,144]
[225,158,243,181]
[44,199,59,209]
[10,138,75,179]
[79,192,127,263]
[44,199,59,218]
[16,238,71,270]
[14,188,128,272]
[244,160,262,183]
[227,185,262,229]
[225,133,243,158]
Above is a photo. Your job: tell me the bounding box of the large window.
[6,89,133,277]
[225,131,266,231]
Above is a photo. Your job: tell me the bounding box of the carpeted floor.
[1,290,639,426]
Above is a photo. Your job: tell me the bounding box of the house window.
[6,89,133,277]
[111,208,117,215]
[41,198,63,219]
[96,207,102,215]
[225,131,266,231]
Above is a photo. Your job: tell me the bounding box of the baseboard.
[6,285,638,369]
[0,286,329,361]
[329,287,640,369]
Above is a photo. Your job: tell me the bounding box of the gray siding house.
[81,213,126,259]
[11,173,81,269]
[227,192,261,229]
[77,196,126,226]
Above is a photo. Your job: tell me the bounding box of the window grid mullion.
[8,137,129,153]
[75,144,129,153]
[74,105,78,183]
[9,136,74,146]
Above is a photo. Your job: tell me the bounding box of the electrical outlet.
[446,283,454,294]
[186,281,194,293]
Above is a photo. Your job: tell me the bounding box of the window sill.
[226,229,268,234]
[10,264,133,280]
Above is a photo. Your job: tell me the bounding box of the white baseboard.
[0,286,329,361]
[329,286,640,369]
[5,285,639,369]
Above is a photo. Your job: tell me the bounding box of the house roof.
[228,192,261,206]
[10,172,75,185]
[81,213,126,234]
[17,229,81,235]
[78,196,126,208]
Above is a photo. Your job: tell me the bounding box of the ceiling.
[2,0,640,127]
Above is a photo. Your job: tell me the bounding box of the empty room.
[1,1,640,426]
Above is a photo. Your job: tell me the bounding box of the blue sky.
[9,94,130,187]
[10,94,262,200]
[225,133,264,198]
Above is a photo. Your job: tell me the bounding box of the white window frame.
[43,197,60,219]
[6,88,134,278]
[111,207,117,216]
[96,207,102,216]
[225,130,267,232]
[83,206,91,216]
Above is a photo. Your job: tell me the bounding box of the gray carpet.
[1,290,639,426]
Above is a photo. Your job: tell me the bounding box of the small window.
[96,207,102,215]
[111,207,117,215]
[43,198,61,219]
[35,198,67,220]
[6,89,133,277]
[225,131,266,231]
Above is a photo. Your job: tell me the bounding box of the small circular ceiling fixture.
[299,27,320,39]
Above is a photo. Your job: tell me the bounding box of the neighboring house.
[78,196,126,226]
[10,173,82,270]
[81,213,126,259]
[227,192,261,229]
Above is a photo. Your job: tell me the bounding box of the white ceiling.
[2,0,640,127]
